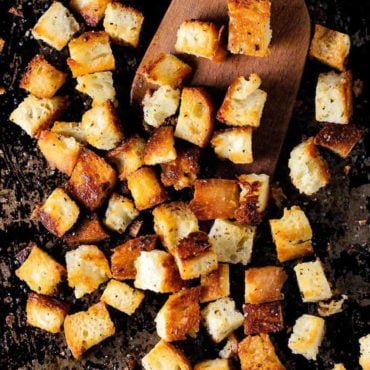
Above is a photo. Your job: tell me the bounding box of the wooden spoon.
[131,0,311,177]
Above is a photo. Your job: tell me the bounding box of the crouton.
[244,266,287,304]
[70,0,110,27]
[134,250,184,293]
[208,219,255,265]
[235,174,269,225]
[67,31,115,77]
[217,74,267,128]
[243,301,284,335]
[219,334,239,359]
[101,279,144,315]
[238,334,285,370]
[64,302,115,359]
[175,21,226,62]
[143,85,181,127]
[111,235,157,280]
[161,146,201,190]
[155,287,200,341]
[76,71,116,106]
[144,126,177,165]
[9,95,67,138]
[317,295,347,317]
[173,231,218,280]
[15,244,65,295]
[211,127,253,164]
[103,3,144,47]
[127,167,168,210]
[65,244,111,299]
[143,53,192,88]
[67,148,116,211]
[26,293,68,333]
[20,55,67,98]
[190,179,240,220]
[288,314,325,361]
[294,259,333,303]
[37,130,82,176]
[333,364,346,370]
[288,137,330,196]
[153,201,198,254]
[314,123,363,158]
[32,2,80,51]
[194,359,231,370]
[0,38,4,53]
[142,340,191,370]
[359,334,370,370]
[202,297,244,343]
[309,24,350,71]
[175,87,214,148]
[269,205,314,262]
[51,121,87,143]
[200,264,230,303]
[315,70,352,124]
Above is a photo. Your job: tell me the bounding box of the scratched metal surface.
[0,0,369,369]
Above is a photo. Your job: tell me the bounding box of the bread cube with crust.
[103,3,144,47]
[288,314,325,361]
[359,334,370,370]
[309,24,350,71]
[32,2,80,51]
[269,205,314,262]
[200,263,230,303]
[70,0,110,27]
[175,87,214,148]
[64,302,115,359]
[175,21,226,62]
[219,334,239,359]
[195,359,231,370]
[51,121,87,143]
[67,32,115,77]
[26,293,68,333]
[20,55,67,98]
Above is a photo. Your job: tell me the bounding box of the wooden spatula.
[131,0,310,177]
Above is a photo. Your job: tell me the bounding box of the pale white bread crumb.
[359,334,370,370]
[70,0,110,27]
[318,295,347,317]
[51,121,87,143]
[194,358,231,370]
[219,334,239,359]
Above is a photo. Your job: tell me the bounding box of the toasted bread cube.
[315,71,352,124]
[70,0,110,27]
[211,127,253,164]
[127,167,168,210]
[20,55,67,98]
[67,32,115,77]
[309,24,350,71]
[333,364,346,370]
[245,266,287,304]
[66,244,111,299]
[175,21,226,62]
[0,38,4,53]
[288,137,330,196]
[32,2,80,51]
[67,148,116,211]
[143,86,180,128]
[64,302,115,359]
[143,53,192,88]
[144,126,177,165]
[190,179,240,220]
[317,295,347,317]
[202,297,244,343]
[359,334,370,370]
[239,334,284,370]
[217,74,267,128]
[37,130,82,176]
[200,263,230,303]
[209,219,255,265]
[220,334,239,359]
[142,340,191,370]
[26,293,67,333]
[175,87,214,148]
[153,201,198,254]
[294,259,333,303]
[195,359,231,370]
[111,235,157,280]
[103,3,144,47]
[106,135,145,180]
[51,121,87,143]
[288,314,325,361]
[9,95,67,138]
[38,188,80,237]
[156,287,200,341]
[243,301,284,335]
[101,279,144,315]
[269,205,313,262]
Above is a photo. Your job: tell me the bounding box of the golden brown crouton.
[70,0,110,27]
[359,334,370,370]
[67,148,116,211]
[175,87,214,148]
[190,179,240,220]
[51,121,87,143]
[200,263,230,303]
[195,359,231,370]
[20,55,67,98]
[0,38,4,53]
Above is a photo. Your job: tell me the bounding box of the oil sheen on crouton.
[70,0,110,27]
[200,263,230,303]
